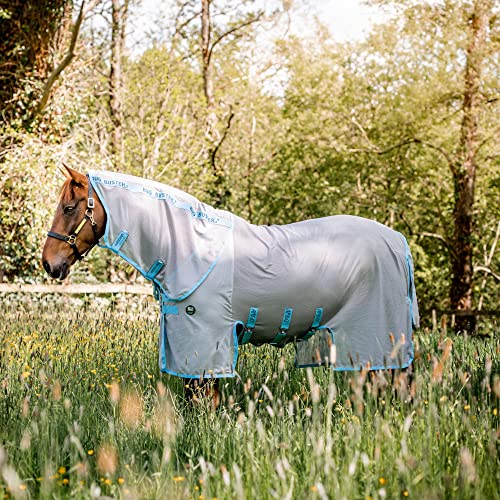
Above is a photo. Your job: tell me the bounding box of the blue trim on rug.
[89,171,232,228]
[89,173,232,302]
[295,322,414,371]
[159,321,242,379]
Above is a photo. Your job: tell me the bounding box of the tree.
[109,0,129,168]
[0,0,72,128]
[271,0,499,326]
[450,0,494,332]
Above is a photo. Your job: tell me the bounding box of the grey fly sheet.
[89,170,419,379]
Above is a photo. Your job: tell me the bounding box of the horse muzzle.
[42,257,70,280]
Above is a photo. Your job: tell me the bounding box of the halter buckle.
[67,234,77,245]
[85,209,97,226]
[88,197,95,209]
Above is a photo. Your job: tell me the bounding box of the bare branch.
[36,1,85,115]
[83,0,103,17]
[208,11,264,65]
[348,137,456,175]
[478,220,500,310]
[210,106,235,171]
[475,265,500,281]
[418,231,457,261]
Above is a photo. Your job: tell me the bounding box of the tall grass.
[0,304,498,499]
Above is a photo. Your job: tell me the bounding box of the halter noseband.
[47,174,100,261]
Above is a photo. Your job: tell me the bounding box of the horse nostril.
[42,260,51,275]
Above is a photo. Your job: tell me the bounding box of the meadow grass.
[0,303,498,499]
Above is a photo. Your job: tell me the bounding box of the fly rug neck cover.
[89,170,419,379]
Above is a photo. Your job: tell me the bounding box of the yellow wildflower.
[87,450,94,456]
[118,478,125,485]
[173,476,185,482]
[379,477,386,485]
[464,404,470,411]
[58,467,66,474]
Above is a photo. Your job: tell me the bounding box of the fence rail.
[0,284,498,318]
[0,283,153,295]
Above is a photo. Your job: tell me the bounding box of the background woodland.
[0,0,498,330]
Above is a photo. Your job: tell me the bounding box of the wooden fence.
[0,284,497,327]
[0,283,153,295]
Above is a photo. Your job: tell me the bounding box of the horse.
[42,165,419,404]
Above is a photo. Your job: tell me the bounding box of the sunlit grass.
[0,304,498,499]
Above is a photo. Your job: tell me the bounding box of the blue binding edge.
[295,325,334,368]
[295,233,415,372]
[89,172,232,302]
[159,321,241,379]
[297,236,416,371]
[402,234,416,364]
[307,235,415,372]
[296,326,415,370]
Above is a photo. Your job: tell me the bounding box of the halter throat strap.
[46,174,99,261]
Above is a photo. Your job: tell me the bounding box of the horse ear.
[60,163,87,185]
[58,163,71,178]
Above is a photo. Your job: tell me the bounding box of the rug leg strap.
[239,307,258,345]
[271,308,293,346]
[299,308,324,342]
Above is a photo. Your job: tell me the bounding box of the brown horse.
[42,166,105,279]
[42,165,220,406]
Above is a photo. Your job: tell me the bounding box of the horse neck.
[107,187,173,258]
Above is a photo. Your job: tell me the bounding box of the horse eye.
[63,205,75,214]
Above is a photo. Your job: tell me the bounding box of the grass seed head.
[52,380,62,401]
[97,442,118,476]
[109,381,120,404]
[119,390,143,429]
[459,447,476,484]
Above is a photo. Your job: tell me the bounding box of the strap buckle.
[67,234,77,245]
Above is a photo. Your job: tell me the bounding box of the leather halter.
[47,174,100,261]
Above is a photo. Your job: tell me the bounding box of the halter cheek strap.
[47,174,99,261]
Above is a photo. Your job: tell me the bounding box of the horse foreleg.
[184,378,220,409]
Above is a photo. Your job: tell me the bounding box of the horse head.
[42,165,106,280]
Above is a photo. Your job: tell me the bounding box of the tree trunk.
[201,0,214,111]
[109,0,128,169]
[0,0,71,127]
[200,0,229,206]
[450,0,491,333]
